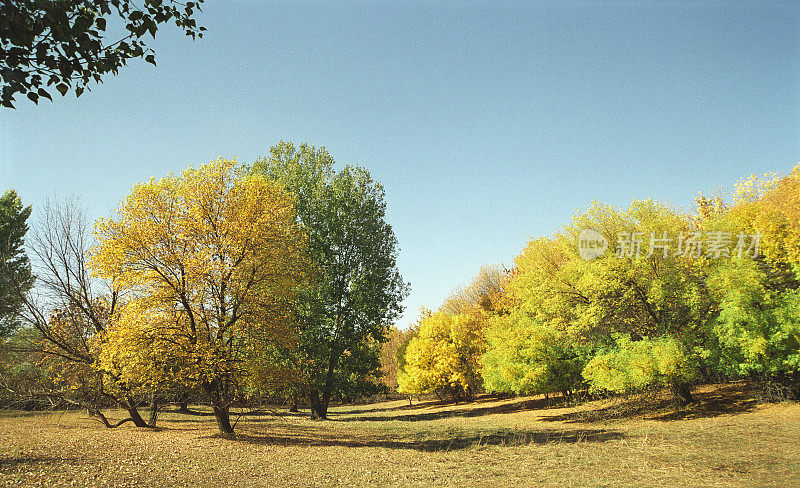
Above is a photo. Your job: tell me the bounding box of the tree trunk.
[120,397,151,428]
[309,390,326,420]
[289,394,299,413]
[212,404,234,434]
[148,393,159,428]
[310,350,341,420]
[671,382,695,405]
[203,381,235,434]
[177,392,190,413]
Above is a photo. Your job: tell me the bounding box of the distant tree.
[0,189,32,337]
[252,142,408,419]
[0,0,205,107]
[91,159,309,434]
[440,264,510,315]
[398,311,485,401]
[380,325,417,394]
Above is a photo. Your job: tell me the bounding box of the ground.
[1,383,798,487]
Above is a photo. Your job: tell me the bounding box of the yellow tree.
[91,158,309,434]
[398,311,485,401]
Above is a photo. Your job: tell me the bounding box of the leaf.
[145,54,156,66]
[37,88,52,101]
[55,83,69,96]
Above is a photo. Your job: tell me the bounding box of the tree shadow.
[539,384,760,423]
[333,395,570,422]
[161,407,214,416]
[332,401,434,415]
[218,427,624,452]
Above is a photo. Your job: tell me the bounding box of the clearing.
[1,383,798,487]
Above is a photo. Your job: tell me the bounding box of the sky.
[1,1,798,329]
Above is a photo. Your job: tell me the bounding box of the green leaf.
[55,83,69,96]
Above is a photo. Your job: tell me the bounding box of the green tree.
[701,167,800,394]
[0,190,32,337]
[482,200,717,404]
[481,311,583,398]
[1,0,205,107]
[252,141,408,419]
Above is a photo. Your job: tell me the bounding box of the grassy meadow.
[1,383,798,487]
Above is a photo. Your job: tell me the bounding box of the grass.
[1,383,798,487]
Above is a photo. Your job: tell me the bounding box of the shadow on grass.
[219,427,624,452]
[539,383,759,423]
[333,395,571,422]
[161,407,214,416]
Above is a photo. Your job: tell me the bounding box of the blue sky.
[1,1,798,329]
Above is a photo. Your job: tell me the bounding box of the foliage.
[583,335,697,394]
[440,265,510,315]
[251,141,408,418]
[91,158,309,433]
[748,165,800,270]
[0,190,32,337]
[481,312,583,396]
[0,0,205,107]
[4,201,157,427]
[709,262,800,377]
[703,165,800,381]
[398,311,485,400]
[476,199,717,403]
[380,325,418,393]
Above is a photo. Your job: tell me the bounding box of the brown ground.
[1,383,798,487]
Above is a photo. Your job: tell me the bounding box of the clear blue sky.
[1,1,798,329]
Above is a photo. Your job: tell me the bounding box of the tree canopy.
[0,189,32,337]
[398,163,800,406]
[91,158,310,433]
[1,0,205,107]
[252,141,408,419]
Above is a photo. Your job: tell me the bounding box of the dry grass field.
[1,383,798,487]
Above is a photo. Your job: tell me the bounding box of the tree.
[251,142,408,419]
[91,158,309,434]
[10,201,152,427]
[440,264,510,315]
[480,200,719,404]
[0,189,32,337]
[380,325,418,395]
[0,0,205,107]
[481,312,583,398]
[397,311,485,401]
[702,166,800,396]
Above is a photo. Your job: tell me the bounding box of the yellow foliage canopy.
[398,311,485,399]
[90,158,310,391]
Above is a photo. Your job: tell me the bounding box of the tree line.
[0,142,408,434]
[394,165,800,406]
